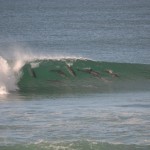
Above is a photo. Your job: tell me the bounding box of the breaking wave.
[0,55,150,94]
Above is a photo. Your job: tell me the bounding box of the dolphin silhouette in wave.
[50,69,68,78]
[66,64,76,77]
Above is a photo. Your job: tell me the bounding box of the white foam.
[0,86,8,95]
[0,56,18,94]
[30,62,40,68]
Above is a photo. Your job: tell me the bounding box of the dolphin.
[77,68,101,77]
[105,69,119,77]
[66,64,76,77]
[28,67,36,78]
[77,68,110,82]
[50,69,68,78]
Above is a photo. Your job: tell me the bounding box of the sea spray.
[0,46,36,94]
[0,56,18,94]
[0,53,29,94]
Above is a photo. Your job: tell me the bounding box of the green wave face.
[18,59,150,93]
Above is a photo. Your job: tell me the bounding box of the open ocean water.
[0,0,150,149]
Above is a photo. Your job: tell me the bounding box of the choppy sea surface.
[0,0,150,149]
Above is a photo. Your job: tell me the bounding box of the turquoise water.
[0,0,150,149]
[18,59,150,93]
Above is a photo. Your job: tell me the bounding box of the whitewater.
[0,50,29,94]
[0,56,18,94]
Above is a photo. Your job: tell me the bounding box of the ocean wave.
[1,57,150,94]
[18,58,150,93]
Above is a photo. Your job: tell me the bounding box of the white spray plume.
[0,56,18,94]
[0,45,30,94]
